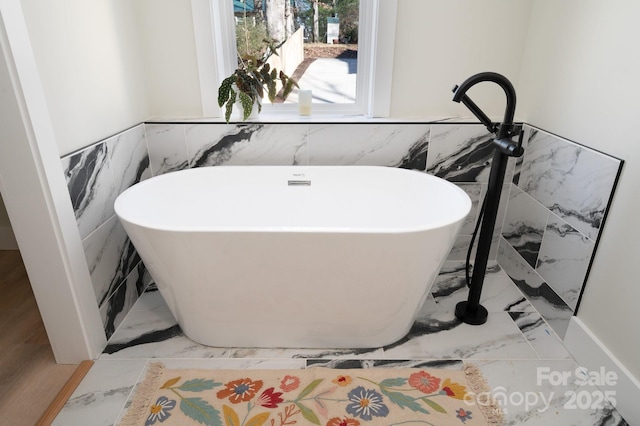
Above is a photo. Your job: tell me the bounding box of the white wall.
[20,0,535,138]
[134,0,202,119]
[518,0,640,380]
[20,0,150,155]
[390,0,533,118]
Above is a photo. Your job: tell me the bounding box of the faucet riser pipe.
[455,146,510,325]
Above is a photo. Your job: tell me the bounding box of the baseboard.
[564,317,639,424]
[0,225,18,250]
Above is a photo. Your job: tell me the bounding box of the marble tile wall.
[61,124,153,339]
[498,125,622,338]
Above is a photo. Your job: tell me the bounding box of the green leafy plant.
[218,39,298,122]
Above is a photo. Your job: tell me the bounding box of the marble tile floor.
[54,262,628,425]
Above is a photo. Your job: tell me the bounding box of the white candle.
[298,90,312,116]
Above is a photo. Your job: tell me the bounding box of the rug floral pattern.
[122,365,500,426]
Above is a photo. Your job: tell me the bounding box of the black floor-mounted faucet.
[452,72,524,325]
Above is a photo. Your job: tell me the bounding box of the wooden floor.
[0,250,78,425]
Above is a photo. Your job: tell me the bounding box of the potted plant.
[218,39,298,122]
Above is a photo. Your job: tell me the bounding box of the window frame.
[191,0,397,119]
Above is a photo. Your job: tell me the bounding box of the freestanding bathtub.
[114,166,471,348]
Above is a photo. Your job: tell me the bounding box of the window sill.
[144,114,464,125]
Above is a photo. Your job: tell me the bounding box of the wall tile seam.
[96,260,142,309]
[505,185,597,245]
[303,124,310,165]
[59,123,147,159]
[494,183,516,243]
[60,140,102,162]
[61,139,119,239]
[534,210,595,312]
[181,124,191,169]
[505,185,597,256]
[497,235,575,314]
[514,188,550,272]
[498,235,540,283]
[456,182,511,245]
[97,258,144,313]
[544,209,596,245]
[523,124,624,163]
[142,124,152,176]
[80,212,139,309]
[512,171,606,245]
[449,234,500,263]
[508,184,549,219]
[80,211,117,246]
[140,269,154,296]
[104,141,123,220]
[144,123,188,176]
[532,208,568,309]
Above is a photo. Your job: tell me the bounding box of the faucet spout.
[452,72,516,138]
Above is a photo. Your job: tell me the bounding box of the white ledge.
[143,115,487,124]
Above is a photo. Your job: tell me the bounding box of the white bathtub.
[114,166,471,348]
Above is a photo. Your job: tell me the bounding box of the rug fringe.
[117,362,166,426]
[464,363,505,426]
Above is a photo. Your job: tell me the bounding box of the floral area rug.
[118,363,503,426]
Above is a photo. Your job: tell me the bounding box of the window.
[191,0,397,117]
[232,1,358,107]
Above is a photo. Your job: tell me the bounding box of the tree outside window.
[233,0,359,105]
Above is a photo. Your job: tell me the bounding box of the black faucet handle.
[498,123,522,138]
[453,90,499,134]
[494,123,524,157]
[493,137,524,157]
[508,123,523,138]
